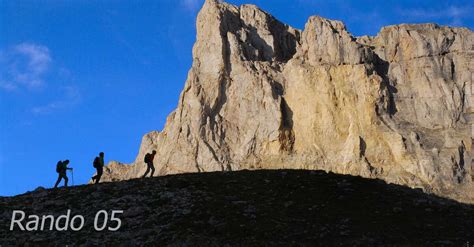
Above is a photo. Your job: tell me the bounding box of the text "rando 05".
[10,209,124,231]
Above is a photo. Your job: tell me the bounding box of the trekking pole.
[71,168,74,186]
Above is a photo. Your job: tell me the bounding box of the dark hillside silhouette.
[1,170,474,245]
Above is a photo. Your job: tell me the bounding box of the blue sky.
[1,0,473,196]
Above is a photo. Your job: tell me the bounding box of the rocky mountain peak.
[299,15,374,65]
[95,0,474,204]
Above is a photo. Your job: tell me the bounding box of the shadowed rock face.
[4,170,474,245]
[96,0,474,203]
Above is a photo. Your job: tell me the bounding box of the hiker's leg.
[143,164,150,178]
[64,175,69,187]
[150,163,155,177]
[54,175,62,188]
[96,167,103,184]
[92,167,100,182]
[143,168,149,177]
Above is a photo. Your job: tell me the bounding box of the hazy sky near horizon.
[1,0,473,196]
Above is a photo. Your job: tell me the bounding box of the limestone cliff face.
[98,0,474,203]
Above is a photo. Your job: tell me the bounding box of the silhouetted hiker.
[143,150,156,178]
[92,152,105,184]
[54,160,72,188]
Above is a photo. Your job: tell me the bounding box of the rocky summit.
[96,0,474,203]
[2,170,474,245]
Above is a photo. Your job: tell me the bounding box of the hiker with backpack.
[143,150,156,178]
[54,160,72,188]
[91,152,105,184]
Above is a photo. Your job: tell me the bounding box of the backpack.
[144,153,150,163]
[56,161,63,173]
[93,157,100,168]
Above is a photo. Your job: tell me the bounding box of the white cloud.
[0,43,51,90]
[0,42,81,115]
[181,0,201,12]
[31,86,81,115]
[399,6,473,26]
[15,43,51,75]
